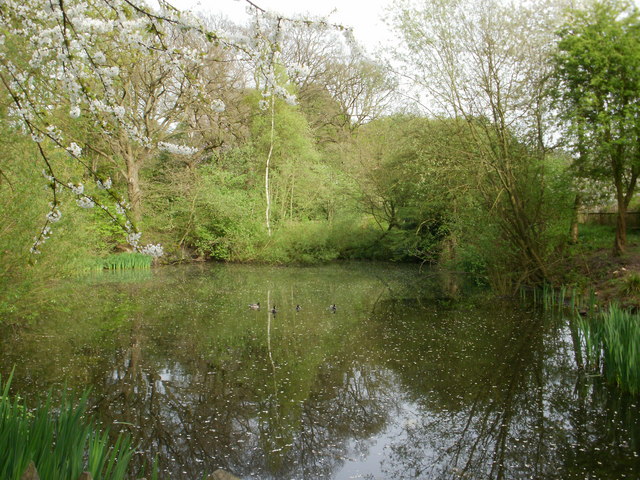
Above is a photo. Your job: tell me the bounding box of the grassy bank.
[557,223,640,311]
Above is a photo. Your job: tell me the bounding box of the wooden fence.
[580,212,640,229]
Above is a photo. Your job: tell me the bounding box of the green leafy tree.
[349,115,480,263]
[389,0,567,288]
[553,0,640,256]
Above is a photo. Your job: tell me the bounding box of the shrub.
[623,272,640,296]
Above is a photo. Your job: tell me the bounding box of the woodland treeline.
[1,0,639,310]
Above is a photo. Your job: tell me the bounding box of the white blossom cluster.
[31,202,60,253]
[96,178,112,190]
[67,142,82,157]
[138,243,164,258]
[158,142,198,156]
[211,99,226,113]
[88,99,126,120]
[68,183,84,195]
[125,231,163,257]
[42,169,54,183]
[127,232,142,248]
[115,201,128,215]
[30,225,51,254]
[286,62,311,83]
[46,208,62,223]
[575,176,617,208]
[76,196,95,209]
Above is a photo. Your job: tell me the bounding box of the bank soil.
[563,239,640,312]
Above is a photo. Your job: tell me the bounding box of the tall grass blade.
[0,374,137,480]
[531,285,640,395]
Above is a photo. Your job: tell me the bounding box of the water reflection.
[1,263,639,479]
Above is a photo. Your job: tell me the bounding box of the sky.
[168,0,395,53]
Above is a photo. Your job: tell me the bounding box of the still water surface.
[1,263,639,479]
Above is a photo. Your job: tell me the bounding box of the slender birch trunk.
[265,95,275,236]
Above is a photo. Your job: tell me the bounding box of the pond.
[1,263,639,479]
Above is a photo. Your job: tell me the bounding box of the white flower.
[67,142,82,157]
[42,169,54,182]
[115,202,127,215]
[158,142,197,155]
[288,63,310,78]
[139,243,164,258]
[69,183,84,195]
[76,196,95,208]
[96,177,112,190]
[46,208,62,223]
[127,232,142,247]
[211,99,225,113]
[101,66,120,77]
[283,92,297,106]
[69,105,81,118]
[46,125,62,141]
[93,51,106,64]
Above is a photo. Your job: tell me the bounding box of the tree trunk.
[612,156,628,256]
[265,96,275,236]
[125,155,143,223]
[614,200,627,256]
[569,194,581,244]
[439,233,457,264]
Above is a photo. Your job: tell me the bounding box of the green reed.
[0,372,136,480]
[600,305,640,395]
[523,283,596,315]
[575,314,603,372]
[101,253,152,270]
[577,306,640,395]
[524,284,640,395]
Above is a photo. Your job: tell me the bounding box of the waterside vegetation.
[528,284,640,396]
[0,373,138,480]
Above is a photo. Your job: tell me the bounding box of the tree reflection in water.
[1,264,638,479]
[96,337,399,478]
[374,300,640,480]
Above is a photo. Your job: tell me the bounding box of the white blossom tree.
[0,0,358,254]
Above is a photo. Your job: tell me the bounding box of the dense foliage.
[553,0,640,256]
